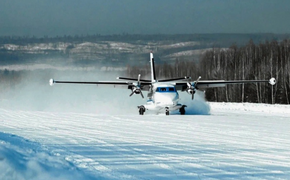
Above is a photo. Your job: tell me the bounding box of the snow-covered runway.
[1,103,290,179]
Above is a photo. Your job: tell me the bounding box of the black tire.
[179,105,186,115]
[179,108,185,115]
[139,106,145,115]
[165,107,169,115]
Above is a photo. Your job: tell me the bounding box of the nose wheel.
[138,105,146,115]
[165,107,169,115]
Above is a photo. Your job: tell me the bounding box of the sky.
[0,0,290,37]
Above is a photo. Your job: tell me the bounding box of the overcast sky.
[1,0,290,37]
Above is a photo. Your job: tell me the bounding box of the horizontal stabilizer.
[117,77,151,82]
[158,76,190,82]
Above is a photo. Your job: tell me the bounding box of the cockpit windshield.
[156,87,176,92]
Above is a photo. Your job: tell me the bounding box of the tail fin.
[150,52,157,82]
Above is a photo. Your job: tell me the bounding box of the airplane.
[49,52,276,115]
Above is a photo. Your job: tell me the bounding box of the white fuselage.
[144,83,182,112]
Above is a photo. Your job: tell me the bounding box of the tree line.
[127,39,290,104]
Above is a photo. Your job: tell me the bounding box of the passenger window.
[169,87,175,92]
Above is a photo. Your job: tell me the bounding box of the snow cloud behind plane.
[0,69,143,114]
[0,0,290,37]
[0,68,210,115]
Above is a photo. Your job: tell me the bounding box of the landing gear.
[179,105,187,115]
[138,106,146,115]
[165,107,169,116]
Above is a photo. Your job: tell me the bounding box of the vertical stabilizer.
[150,53,157,82]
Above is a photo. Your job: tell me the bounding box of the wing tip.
[49,79,55,86]
[269,77,276,85]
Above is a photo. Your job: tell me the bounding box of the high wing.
[174,78,276,91]
[50,79,151,88]
[170,77,276,100]
[50,79,130,86]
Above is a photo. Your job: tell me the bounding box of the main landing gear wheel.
[138,106,145,115]
[179,105,187,115]
[165,107,169,116]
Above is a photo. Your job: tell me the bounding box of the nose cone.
[154,92,179,105]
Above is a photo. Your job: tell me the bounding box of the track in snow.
[1,103,290,180]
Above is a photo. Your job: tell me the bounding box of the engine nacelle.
[130,86,144,98]
[186,88,195,95]
[186,82,196,100]
[133,87,141,94]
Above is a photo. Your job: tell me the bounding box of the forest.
[127,39,290,104]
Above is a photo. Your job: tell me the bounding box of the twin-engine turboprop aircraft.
[50,53,276,115]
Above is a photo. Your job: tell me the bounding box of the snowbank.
[0,132,94,180]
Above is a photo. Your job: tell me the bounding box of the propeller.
[186,76,201,100]
[129,74,144,98]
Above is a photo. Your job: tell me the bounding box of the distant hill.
[0,33,289,67]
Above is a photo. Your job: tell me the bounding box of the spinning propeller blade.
[140,91,144,98]
[186,76,201,100]
[129,74,144,98]
[129,91,135,97]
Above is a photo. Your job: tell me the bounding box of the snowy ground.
[1,102,290,180]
